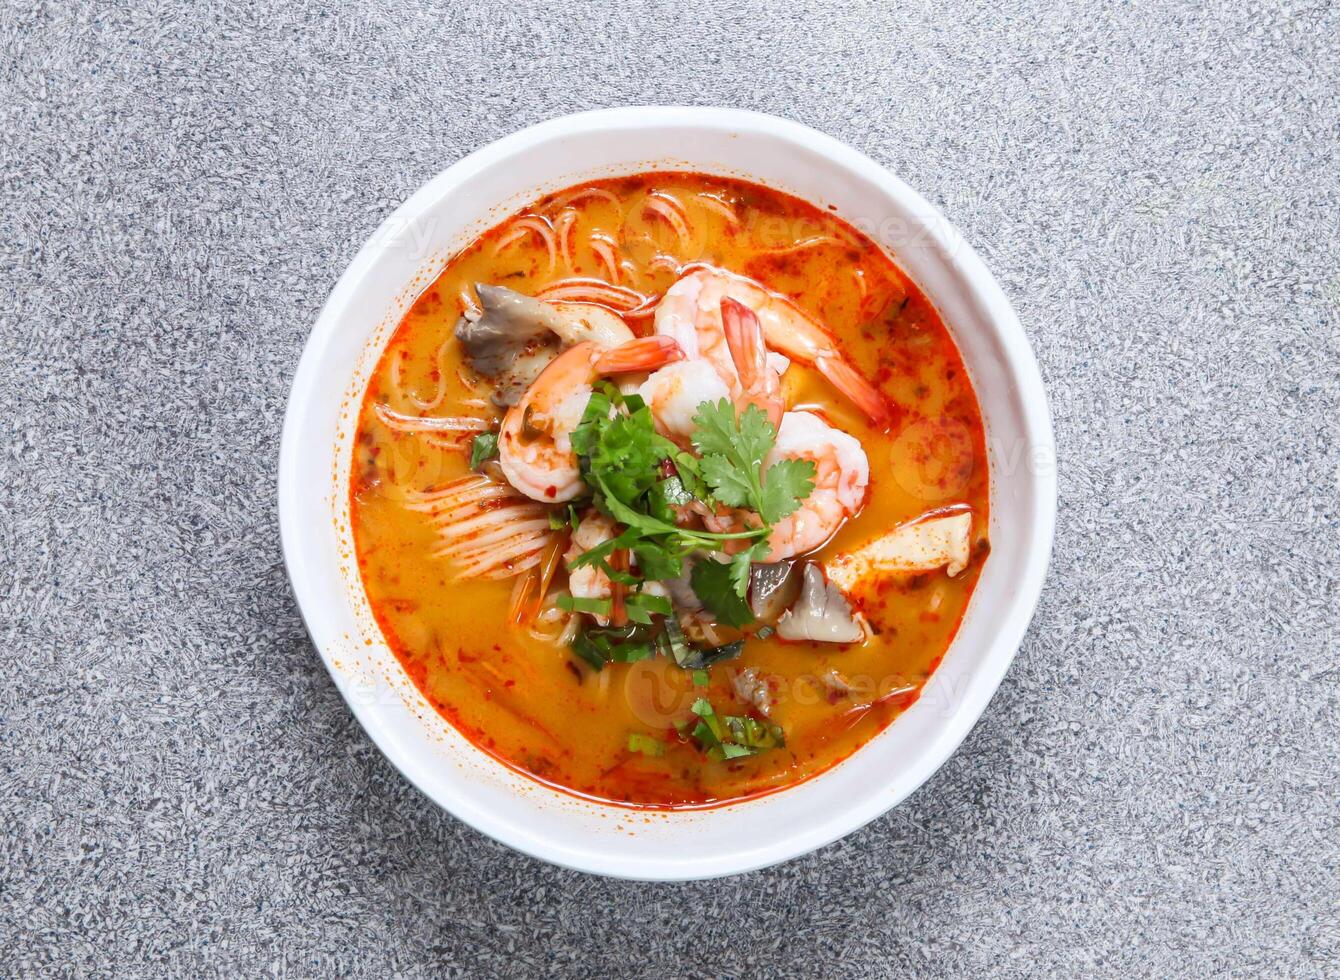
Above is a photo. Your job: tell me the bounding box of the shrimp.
[654,266,892,427]
[763,411,870,561]
[565,512,617,621]
[638,295,780,442]
[636,358,730,444]
[498,338,684,502]
[720,296,783,428]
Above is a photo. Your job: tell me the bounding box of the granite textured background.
[3,0,1337,975]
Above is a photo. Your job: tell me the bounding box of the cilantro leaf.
[647,475,692,524]
[468,431,499,470]
[729,542,768,599]
[690,557,755,627]
[673,452,713,502]
[631,540,682,581]
[691,400,808,522]
[758,457,817,524]
[691,399,773,466]
[698,454,753,508]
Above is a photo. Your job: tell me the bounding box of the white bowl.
[279,107,1056,880]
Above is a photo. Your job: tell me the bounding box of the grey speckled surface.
[2,0,1337,975]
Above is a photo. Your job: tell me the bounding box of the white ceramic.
[279,107,1056,880]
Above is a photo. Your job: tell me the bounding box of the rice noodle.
[407,335,453,411]
[422,434,472,452]
[588,233,621,282]
[374,402,491,434]
[492,214,558,271]
[550,186,619,210]
[695,192,740,227]
[375,405,491,437]
[852,267,868,302]
[401,474,553,580]
[648,253,681,276]
[642,191,691,252]
[528,593,578,646]
[535,277,653,316]
[553,209,578,272]
[755,235,848,256]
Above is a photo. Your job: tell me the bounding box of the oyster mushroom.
[455,284,633,406]
[775,563,865,644]
[748,561,801,623]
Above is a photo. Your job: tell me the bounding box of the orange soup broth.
[351,173,989,808]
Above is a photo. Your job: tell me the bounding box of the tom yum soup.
[351,173,989,808]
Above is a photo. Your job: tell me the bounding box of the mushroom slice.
[748,561,800,623]
[826,508,973,595]
[775,563,865,644]
[455,284,634,406]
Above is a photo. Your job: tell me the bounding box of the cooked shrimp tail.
[592,336,686,374]
[653,266,892,429]
[754,308,892,430]
[812,353,893,430]
[720,296,783,428]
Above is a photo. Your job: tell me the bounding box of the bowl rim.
[279,106,1056,879]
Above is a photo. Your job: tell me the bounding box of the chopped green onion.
[557,594,613,616]
[692,669,709,687]
[626,732,665,757]
[684,697,785,761]
[624,590,672,625]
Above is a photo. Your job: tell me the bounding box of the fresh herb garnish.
[691,400,816,524]
[623,590,672,625]
[563,388,817,675]
[675,639,744,671]
[626,732,666,757]
[556,594,613,617]
[571,622,658,669]
[568,385,772,587]
[548,504,580,532]
[468,431,499,470]
[687,698,785,761]
[691,669,710,687]
[688,556,759,629]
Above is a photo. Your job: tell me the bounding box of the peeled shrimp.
[565,512,617,621]
[499,339,683,502]
[654,266,891,427]
[638,295,780,442]
[636,358,731,444]
[763,411,870,561]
